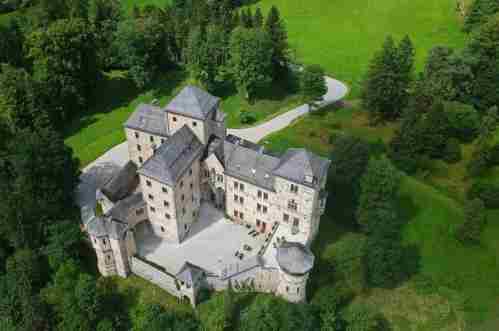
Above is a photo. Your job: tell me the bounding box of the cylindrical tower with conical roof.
[275,242,315,303]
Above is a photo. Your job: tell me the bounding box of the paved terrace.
[134,204,268,276]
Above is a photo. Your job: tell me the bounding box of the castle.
[84,86,330,306]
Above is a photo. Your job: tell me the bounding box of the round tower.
[276,242,315,303]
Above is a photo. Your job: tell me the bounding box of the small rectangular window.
[240,197,244,204]
[240,183,245,191]
[148,194,154,200]
[162,186,168,193]
[234,194,238,202]
[264,193,268,200]
[180,181,184,188]
[150,136,154,142]
[240,212,244,219]
[146,180,151,187]
[257,203,261,212]
[189,168,193,176]
[283,213,289,222]
[139,156,143,164]
[173,116,177,122]
[137,144,142,151]
[181,194,185,201]
[135,132,139,138]
[234,210,238,217]
[161,138,165,144]
[234,182,239,189]
[150,206,155,212]
[263,206,268,214]
[163,201,169,208]
[182,207,186,215]
[190,182,193,189]
[192,121,197,127]
[161,226,165,232]
[165,213,170,219]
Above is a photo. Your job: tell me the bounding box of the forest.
[0,0,498,330]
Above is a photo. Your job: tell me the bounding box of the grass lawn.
[264,104,499,330]
[64,70,302,168]
[262,101,398,156]
[251,0,467,96]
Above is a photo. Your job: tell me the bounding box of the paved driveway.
[227,77,348,142]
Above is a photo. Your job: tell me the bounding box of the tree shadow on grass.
[63,71,141,138]
[150,69,188,103]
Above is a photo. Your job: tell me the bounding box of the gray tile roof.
[276,242,315,275]
[176,262,204,284]
[100,161,139,203]
[124,103,169,137]
[165,85,220,120]
[87,216,128,240]
[223,140,280,191]
[272,148,330,188]
[108,192,146,223]
[138,126,204,186]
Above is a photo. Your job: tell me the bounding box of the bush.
[342,302,382,331]
[456,198,487,244]
[445,102,480,143]
[468,181,499,208]
[239,111,257,124]
[443,138,462,163]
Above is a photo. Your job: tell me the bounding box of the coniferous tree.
[300,64,327,107]
[264,5,289,77]
[356,156,402,234]
[253,7,263,28]
[464,0,499,32]
[229,27,272,100]
[467,13,499,110]
[241,8,253,28]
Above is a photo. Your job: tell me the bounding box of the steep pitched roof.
[223,140,280,191]
[164,85,220,120]
[124,103,169,137]
[100,161,139,203]
[272,148,330,188]
[108,192,146,223]
[137,126,204,186]
[276,242,315,276]
[86,216,127,240]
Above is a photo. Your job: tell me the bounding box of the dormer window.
[135,132,139,139]
[290,184,298,194]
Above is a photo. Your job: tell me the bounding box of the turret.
[275,242,315,303]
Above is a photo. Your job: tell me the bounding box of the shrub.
[239,111,257,124]
[468,181,499,208]
[342,302,382,331]
[445,102,480,143]
[443,138,462,163]
[456,198,487,244]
